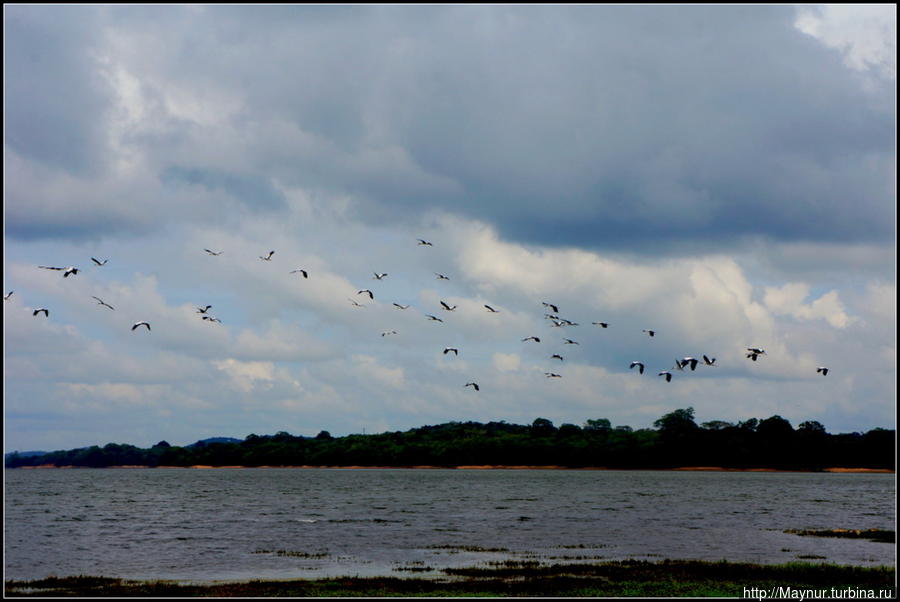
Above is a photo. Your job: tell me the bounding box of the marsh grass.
[5,560,895,598]
[784,529,895,543]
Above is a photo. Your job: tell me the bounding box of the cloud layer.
[4,6,895,452]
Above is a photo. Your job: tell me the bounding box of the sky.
[3,5,896,453]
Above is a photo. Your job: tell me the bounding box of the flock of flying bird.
[8,238,831,395]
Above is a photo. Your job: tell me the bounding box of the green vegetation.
[4,561,895,597]
[785,529,895,543]
[5,409,895,471]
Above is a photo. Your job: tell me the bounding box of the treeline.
[5,408,895,470]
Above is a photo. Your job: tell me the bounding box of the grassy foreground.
[4,560,897,597]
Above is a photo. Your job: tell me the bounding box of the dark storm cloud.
[4,5,894,252]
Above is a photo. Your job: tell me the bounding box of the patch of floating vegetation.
[797,555,829,560]
[426,544,511,553]
[785,529,895,543]
[253,549,329,558]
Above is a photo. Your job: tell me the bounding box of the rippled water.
[4,468,895,583]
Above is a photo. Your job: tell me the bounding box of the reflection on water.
[4,468,895,583]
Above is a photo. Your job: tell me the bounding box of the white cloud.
[795,5,896,80]
[763,283,853,329]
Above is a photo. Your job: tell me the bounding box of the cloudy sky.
[4,5,895,452]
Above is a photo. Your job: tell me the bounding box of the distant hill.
[5,450,49,460]
[186,437,243,448]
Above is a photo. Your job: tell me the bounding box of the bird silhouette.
[443,347,459,355]
[658,370,672,382]
[91,257,108,266]
[204,249,223,256]
[630,361,645,374]
[817,367,829,376]
[465,382,480,391]
[417,239,433,246]
[39,266,79,278]
[440,301,457,311]
[132,321,151,331]
[32,308,49,317]
[522,336,541,343]
[290,269,309,278]
[484,304,499,313]
[92,296,115,310]
[259,250,275,261]
[358,289,374,300]
[393,303,410,310]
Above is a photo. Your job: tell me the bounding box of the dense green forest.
[5,408,895,470]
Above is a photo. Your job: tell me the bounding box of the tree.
[798,421,826,434]
[654,408,699,435]
[315,430,333,440]
[153,440,171,448]
[701,420,733,431]
[531,418,556,436]
[757,415,794,440]
[584,418,612,432]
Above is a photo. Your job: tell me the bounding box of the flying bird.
[4,291,12,301]
[563,339,579,345]
[817,367,829,376]
[435,273,450,280]
[545,372,562,378]
[630,361,645,374]
[381,330,398,337]
[674,359,686,372]
[426,315,444,322]
[373,272,388,280]
[202,316,222,323]
[417,239,433,246]
[592,322,609,328]
[39,266,79,278]
[522,336,541,343]
[196,305,212,314]
[132,321,151,331]
[259,250,275,261]
[551,354,564,361]
[679,357,699,371]
[484,304,499,313]
[464,382,480,391]
[91,257,108,266]
[349,298,365,307]
[542,302,559,313]
[658,370,673,382]
[643,329,655,337]
[702,355,717,367]
[443,347,459,355]
[92,296,115,310]
[290,269,309,278]
[746,348,766,361]
[358,289,374,300]
[32,308,49,317]
[440,301,457,311]
[204,249,223,256]
[393,303,410,310]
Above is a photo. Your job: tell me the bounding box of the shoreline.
[5,559,895,598]
[11,464,894,473]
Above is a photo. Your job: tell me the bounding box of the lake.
[3,468,895,583]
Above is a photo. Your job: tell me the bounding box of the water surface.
[4,468,895,583]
